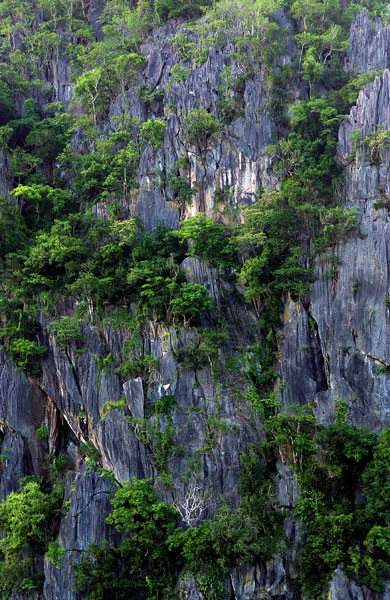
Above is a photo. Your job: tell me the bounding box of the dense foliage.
[0,476,65,597]
[74,417,390,599]
[74,455,284,600]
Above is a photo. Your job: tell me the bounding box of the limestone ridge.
[0,4,389,600]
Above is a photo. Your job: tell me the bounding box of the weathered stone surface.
[123,377,145,419]
[44,467,116,600]
[231,555,293,600]
[0,150,12,196]
[51,50,73,106]
[279,58,390,433]
[311,68,390,431]
[177,577,204,600]
[327,568,390,600]
[96,409,154,482]
[275,461,299,508]
[0,351,44,436]
[278,298,329,410]
[0,350,45,483]
[346,10,390,73]
[0,433,35,500]
[182,256,221,304]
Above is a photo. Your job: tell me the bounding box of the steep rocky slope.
[0,2,389,599]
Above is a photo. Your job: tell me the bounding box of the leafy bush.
[117,348,160,385]
[140,118,166,151]
[35,423,49,440]
[0,80,17,125]
[361,123,390,165]
[0,197,27,258]
[8,338,47,375]
[168,174,195,208]
[46,541,66,568]
[101,396,127,418]
[183,108,223,154]
[0,478,64,597]
[170,282,213,326]
[155,0,212,19]
[170,64,190,83]
[48,316,84,351]
[294,421,390,597]
[177,213,237,268]
[79,442,101,463]
[174,328,228,369]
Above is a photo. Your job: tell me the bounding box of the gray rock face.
[44,467,116,600]
[328,568,390,600]
[123,377,145,419]
[279,44,390,433]
[106,28,276,230]
[51,49,73,106]
[346,10,390,72]
[0,151,12,196]
[278,299,329,412]
[0,350,45,485]
[0,433,35,501]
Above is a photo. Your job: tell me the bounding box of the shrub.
[140,118,166,151]
[8,338,47,375]
[170,282,213,326]
[47,316,84,351]
[169,174,195,208]
[170,64,190,83]
[177,213,236,267]
[0,197,27,257]
[183,108,222,154]
[35,423,49,440]
[79,442,101,463]
[46,541,66,568]
[155,0,212,20]
[174,328,227,369]
[117,349,160,386]
[101,396,127,418]
[0,478,64,597]
[316,206,360,250]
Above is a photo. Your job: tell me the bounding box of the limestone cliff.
[0,3,389,599]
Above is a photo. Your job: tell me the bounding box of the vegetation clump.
[0,477,65,597]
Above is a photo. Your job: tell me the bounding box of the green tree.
[0,478,63,597]
[183,108,222,154]
[177,213,236,267]
[73,68,111,126]
[140,118,166,151]
[0,80,16,125]
[12,184,73,228]
[0,196,27,257]
[155,0,212,19]
[170,282,213,326]
[48,316,84,350]
[113,53,145,96]
[74,479,181,599]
